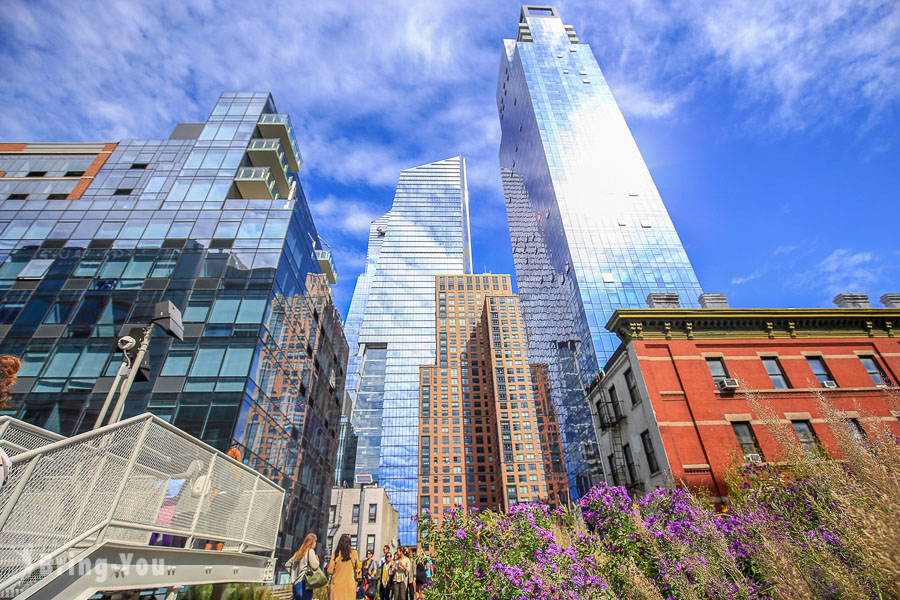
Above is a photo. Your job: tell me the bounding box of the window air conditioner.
[717,378,739,391]
[822,380,838,388]
[746,454,762,463]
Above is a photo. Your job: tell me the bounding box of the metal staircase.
[0,413,284,599]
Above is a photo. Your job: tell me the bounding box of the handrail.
[0,521,106,593]
[0,413,285,598]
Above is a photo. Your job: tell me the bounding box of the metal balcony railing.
[256,114,303,172]
[0,413,284,599]
[235,166,279,199]
[315,249,337,285]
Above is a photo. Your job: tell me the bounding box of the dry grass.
[739,387,900,599]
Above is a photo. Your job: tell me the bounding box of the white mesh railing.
[0,413,284,598]
[0,417,64,457]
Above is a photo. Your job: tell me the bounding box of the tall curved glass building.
[497,6,704,498]
[344,156,471,543]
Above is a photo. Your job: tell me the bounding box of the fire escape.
[593,383,642,495]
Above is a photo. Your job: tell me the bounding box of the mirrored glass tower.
[345,156,471,543]
[497,6,704,497]
[0,92,347,563]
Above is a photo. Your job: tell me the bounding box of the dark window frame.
[806,357,836,387]
[641,430,660,474]
[624,368,640,406]
[761,356,791,389]
[791,420,821,454]
[705,357,729,385]
[859,356,890,386]
[731,421,764,462]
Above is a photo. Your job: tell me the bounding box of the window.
[705,358,729,385]
[368,503,377,523]
[351,504,360,524]
[329,505,336,524]
[859,356,889,386]
[731,422,763,462]
[848,418,867,441]
[762,357,790,389]
[806,357,835,387]
[623,444,638,483]
[624,369,640,405]
[327,536,334,555]
[42,301,77,324]
[17,259,54,279]
[350,535,358,552]
[608,385,622,418]
[113,188,133,196]
[607,454,621,485]
[641,430,660,474]
[130,163,148,169]
[366,534,376,553]
[791,421,820,454]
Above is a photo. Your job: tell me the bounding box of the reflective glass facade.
[0,92,348,564]
[345,157,471,544]
[497,7,703,497]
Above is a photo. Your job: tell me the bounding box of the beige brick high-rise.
[417,274,567,530]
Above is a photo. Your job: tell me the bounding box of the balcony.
[234,166,278,200]
[315,249,337,285]
[257,114,303,172]
[247,138,291,197]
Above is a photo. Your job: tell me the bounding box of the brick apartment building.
[417,274,568,529]
[590,292,900,501]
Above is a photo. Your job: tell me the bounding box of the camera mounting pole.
[92,342,134,429]
[108,324,154,425]
[93,301,184,428]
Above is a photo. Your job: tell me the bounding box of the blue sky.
[1,0,898,318]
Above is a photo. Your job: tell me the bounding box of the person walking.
[390,549,410,600]
[404,548,416,599]
[327,533,358,600]
[379,550,394,600]
[361,549,376,597]
[287,533,320,600]
[414,553,428,599]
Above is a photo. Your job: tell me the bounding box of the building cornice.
[605,308,900,342]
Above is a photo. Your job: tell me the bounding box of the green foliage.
[419,392,900,600]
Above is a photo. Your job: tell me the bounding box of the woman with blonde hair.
[286,533,320,600]
[327,533,358,599]
[0,355,20,489]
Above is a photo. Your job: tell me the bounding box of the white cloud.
[310,195,383,235]
[791,248,893,301]
[731,270,764,285]
[570,0,900,130]
[772,244,799,256]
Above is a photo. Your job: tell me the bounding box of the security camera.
[117,336,136,351]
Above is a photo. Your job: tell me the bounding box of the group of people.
[288,533,434,600]
[370,543,433,600]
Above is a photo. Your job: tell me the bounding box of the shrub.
[420,392,900,600]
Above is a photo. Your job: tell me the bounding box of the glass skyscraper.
[497,6,704,497]
[345,156,471,543]
[0,92,347,563]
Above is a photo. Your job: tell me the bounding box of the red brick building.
[418,274,568,529]
[590,293,900,501]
